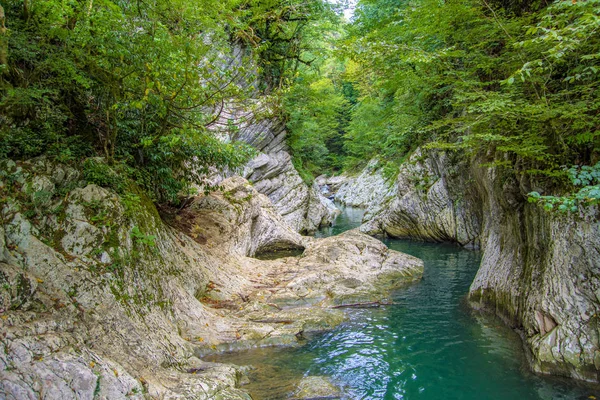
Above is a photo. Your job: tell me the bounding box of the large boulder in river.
[183,176,307,258]
[176,177,423,309]
[252,229,424,307]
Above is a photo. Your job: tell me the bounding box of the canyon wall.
[335,150,600,382]
[208,87,338,234]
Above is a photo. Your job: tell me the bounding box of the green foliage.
[285,66,350,179]
[121,192,142,219]
[82,159,125,193]
[529,163,600,212]
[332,0,600,199]
[131,226,156,248]
[277,0,600,221]
[235,0,341,90]
[125,130,255,203]
[251,1,352,181]
[0,0,263,204]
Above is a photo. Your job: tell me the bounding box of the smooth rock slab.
[292,376,342,400]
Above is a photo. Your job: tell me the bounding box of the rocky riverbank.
[322,149,600,383]
[0,158,423,399]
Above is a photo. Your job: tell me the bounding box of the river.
[205,206,599,399]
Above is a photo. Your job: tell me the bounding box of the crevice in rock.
[253,242,305,260]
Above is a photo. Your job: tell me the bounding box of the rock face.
[211,101,339,234]
[335,160,395,211]
[243,151,339,234]
[467,166,600,382]
[183,176,307,258]
[252,229,423,308]
[0,159,423,399]
[361,151,481,249]
[315,175,348,198]
[358,149,600,382]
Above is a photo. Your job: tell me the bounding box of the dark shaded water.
[206,206,599,399]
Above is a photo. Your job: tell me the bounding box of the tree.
[0,4,6,67]
[334,0,599,185]
[235,0,340,90]
[0,0,259,203]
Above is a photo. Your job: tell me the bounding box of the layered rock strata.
[334,160,395,210]
[468,166,600,382]
[243,151,339,233]
[211,101,339,234]
[352,149,600,382]
[359,151,481,249]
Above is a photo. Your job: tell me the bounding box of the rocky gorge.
[0,158,423,399]
[3,0,600,395]
[2,137,599,399]
[324,149,600,383]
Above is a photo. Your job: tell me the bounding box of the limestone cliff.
[210,100,339,234]
[333,160,394,209]
[243,151,339,234]
[350,149,600,382]
[468,166,600,382]
[358,151,481,249]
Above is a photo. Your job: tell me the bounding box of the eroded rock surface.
[182,176,307,258]
[292,376,342,399]
[243,151,339,234]
[335,160,395,213]
[211,100,339,234]
[0,159,423,399]
[468,166,600,382]
[353,149,600,382]
[237,229,423,309]
[360,151,481,249]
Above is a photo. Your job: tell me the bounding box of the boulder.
[184,176,307,257]
[292,376,342,399]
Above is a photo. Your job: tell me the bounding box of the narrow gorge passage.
[206,206,598,400]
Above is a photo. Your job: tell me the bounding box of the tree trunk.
[23,0,30,21]
[0,4,7,67]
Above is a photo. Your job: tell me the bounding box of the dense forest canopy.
[283,0,600,210]
[0,0,333,202]
[0,0,599,209]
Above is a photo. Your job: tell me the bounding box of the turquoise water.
[206,206,600,399]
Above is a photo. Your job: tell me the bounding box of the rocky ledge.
[0,159,423,399]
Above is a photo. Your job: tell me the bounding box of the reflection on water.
[205,206,600,400]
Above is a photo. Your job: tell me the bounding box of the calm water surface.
[206,206,599,399]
